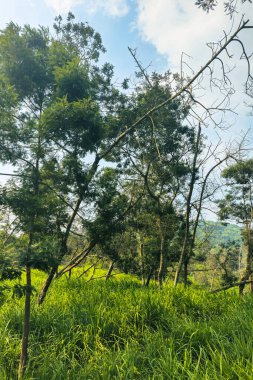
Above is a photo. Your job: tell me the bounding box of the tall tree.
[218,159,253,294]
[116,72,194,286]
[0,13,126,376]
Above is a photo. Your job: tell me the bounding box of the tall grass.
[0,270,253,379]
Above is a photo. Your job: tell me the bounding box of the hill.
[197,221,242,247]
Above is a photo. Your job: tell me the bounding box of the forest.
[0,1,253,379]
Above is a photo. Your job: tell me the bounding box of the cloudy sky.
[0,0,252,138]
[1,1,252,72]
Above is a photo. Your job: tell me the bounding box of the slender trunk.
[18,265,31,380]
[174,124,201,287]
[183,258,189,287]
[158,235,165,287]
[18,132,41,376]
[239,221,252,295]
[137,230,145,285]
[145,269,154,287]
[37,266,57,305]
[210,268,216,289]
[105,261,114,281]
[174,236,189,286]
[37,197,82,305]
[157,211,166,288]
[239,279,247,295]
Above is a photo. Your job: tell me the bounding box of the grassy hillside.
[1,271,253,379]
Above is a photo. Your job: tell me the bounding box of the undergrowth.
[0,270,253,379]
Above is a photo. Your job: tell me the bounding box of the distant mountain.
[197,221,242,247]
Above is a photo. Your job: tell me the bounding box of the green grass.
[1,270,253,379]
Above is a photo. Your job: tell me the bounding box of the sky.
[0,1,252,75]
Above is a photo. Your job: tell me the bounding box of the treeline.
[0,13,252,378]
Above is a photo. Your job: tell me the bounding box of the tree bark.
[18,265,31,380]
[37,266,57,305]
[158,234,165,287]
[183,258,189,287]
[137,230,145,285]
[105,261,114,281]
[239,221,252,295]
[145,269,154,287]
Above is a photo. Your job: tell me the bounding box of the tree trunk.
[145,269,154,287]
[38,157,100,304]
[250,274,253,293]
[105,261,114,281]
[174,123,201,287]
[137,230,145,285]
[18,265,31,380]
[174,237,188,286]
[158,235,165,287]
[18,137,41,377]
[37,265,57,305]
[239,221,252,295]
[183,258,189,287]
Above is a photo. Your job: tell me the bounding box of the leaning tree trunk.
[38,196,82,305]
[37,265,58,305]
[38,157,100,305]
[105,261,114,281]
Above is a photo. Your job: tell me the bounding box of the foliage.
[218,160,253,223]
[1,270,253,379]
[197,221,242,246]
[0,9,252,378]
[0,13,127,275]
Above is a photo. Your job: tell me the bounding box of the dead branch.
[210,280,253,293]
[128,47,153,88]
[84,272,120,283]
[56,242,95,277]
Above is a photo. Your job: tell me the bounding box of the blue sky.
[0,0,167,81]
[0,1,252,85]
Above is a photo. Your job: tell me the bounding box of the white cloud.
[135,1,253,116]
[44,0,129,16]
[89,0,129,16]
[44,0,82,14]
[136,0,236,69]
[134,0,253,167]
